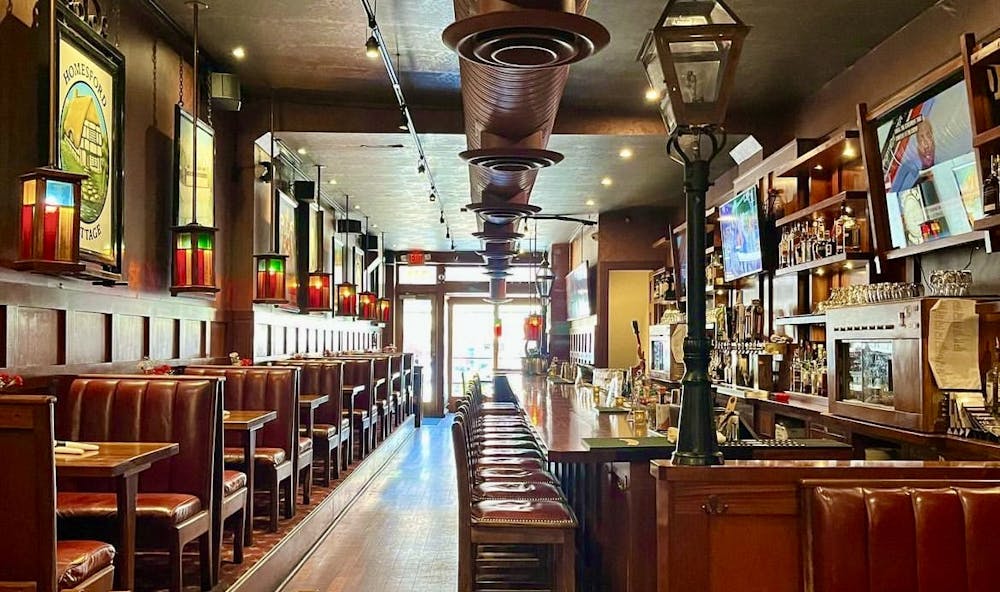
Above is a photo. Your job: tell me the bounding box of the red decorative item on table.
[0,373,25,390]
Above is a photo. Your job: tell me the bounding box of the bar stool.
[451,420,577,592]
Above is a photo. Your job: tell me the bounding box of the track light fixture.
[446,227,451,239]
[362,0,449,245]
[439,212,445,224]
[365,35,380,59]
[451,239,456,251]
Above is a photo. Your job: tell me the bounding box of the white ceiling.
[280,131,742,251]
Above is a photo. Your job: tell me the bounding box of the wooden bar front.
[513,377,852,592]
[651,460,1000,592]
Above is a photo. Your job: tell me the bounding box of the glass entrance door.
[448,300,536,398]
[401,296,437,416]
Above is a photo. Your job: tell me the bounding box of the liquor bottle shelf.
[884,230,991,260]
[973,124,1000,148]
[775,191,869,227]
[774,130,862,178]
[774,251,873,277]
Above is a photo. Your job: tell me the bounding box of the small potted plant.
[0,373,25,392]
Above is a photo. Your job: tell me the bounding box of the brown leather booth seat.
[1,395,116,592]
[805,481,1000,592]
[54,376,222,592]
[185,366,300,530]
[276,360,350,484]
[56,540,117,590]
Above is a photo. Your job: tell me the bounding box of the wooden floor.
[280,417,458,592]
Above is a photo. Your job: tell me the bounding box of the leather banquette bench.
[0,395,116,592]
[52,375,223,592]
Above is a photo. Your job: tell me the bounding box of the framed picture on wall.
[278,190,298,301]
[173,106,216,227]
[54,3,125,273]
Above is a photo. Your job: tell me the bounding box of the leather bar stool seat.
[57,540,116,591]
[479,447,545,459]
[476,457,547,469]
[478,438,541,450]
[471,499,577,528]
[58,492,202,524]
[478,415,528,423]
[222,470,248,496]
[477,466,559,484]
[474,481,565,501]
[473,425,535,435]
[475,431,535,440]
[224,446,287,465]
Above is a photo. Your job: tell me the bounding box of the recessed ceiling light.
[297,147,307,155]
[601,177,613,187]
[586,199,596,206]
[232,46,246,60]
[328,179,337,185]
[619,148,634,160]
[354,204,360,210]
[645,88,661,102]
[842,145,858,158]
[814,164,823,171]
[372,223,378,228]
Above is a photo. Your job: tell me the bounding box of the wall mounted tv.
[566,262,594,321]
[719,185,764,282]
[875,75,981,250]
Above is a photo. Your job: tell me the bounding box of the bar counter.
[509,376,852,592]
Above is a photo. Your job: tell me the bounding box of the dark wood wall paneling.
[593,207,671,366]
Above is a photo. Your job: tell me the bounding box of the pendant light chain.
[189,0,200,226]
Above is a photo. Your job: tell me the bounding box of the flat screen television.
[875,75,981,250]
[719,185,764,282]
[566,262,593,321]
[673,231,687,299]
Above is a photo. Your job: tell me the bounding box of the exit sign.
[407,252,427,265]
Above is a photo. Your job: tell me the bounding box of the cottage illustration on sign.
[59,82,109,225]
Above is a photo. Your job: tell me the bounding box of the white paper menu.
[928,299,981,390]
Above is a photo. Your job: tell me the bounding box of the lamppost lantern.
[639,0,749,468]
[535,255,555,301]
[638,0,749,136]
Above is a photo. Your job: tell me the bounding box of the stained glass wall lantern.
[15,167,86,273]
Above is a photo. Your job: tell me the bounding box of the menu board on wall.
[876,77,982,250]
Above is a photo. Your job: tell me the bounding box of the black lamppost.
[639,0,749,466]
[535,253,555,357]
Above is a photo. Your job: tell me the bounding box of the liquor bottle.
[983,154,999,216]
[986,337,1000,416]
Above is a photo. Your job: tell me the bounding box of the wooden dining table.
[223,410,277,545]
[299,393,330,445]
[56,441,179,591]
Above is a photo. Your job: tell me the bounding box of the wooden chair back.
[0,395,58,592]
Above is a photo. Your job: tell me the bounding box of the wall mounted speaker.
[210,73,242,111]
